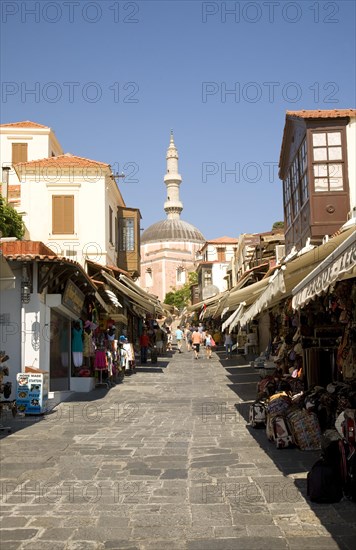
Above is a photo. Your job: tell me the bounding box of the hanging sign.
[62,279,85,316]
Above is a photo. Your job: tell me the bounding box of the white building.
[0,121,63,208]
[0,121,146,404]
[0,120,139,270]
[14,153,126,268]
[195,237,238,300]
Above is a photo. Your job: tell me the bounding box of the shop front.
[292,227,356,385]
[46,278,94,393]
[49,309,71,391]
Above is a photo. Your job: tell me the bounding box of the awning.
[94,290,111,313]
[120,274,164,315]
[292,229,356,310]
[187,290,228,313]
[239,226,355,326]
[226,276,272,310]
[202,294,228,319]
[239,271,284,326]
[109,313,128,325]
[222,302,246,333]
[105,289,123,308]
[101,271,156,315]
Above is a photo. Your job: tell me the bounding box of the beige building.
[139,132,205,302]
[0,120,141,276]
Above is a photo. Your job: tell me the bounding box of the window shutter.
[217,248,225,262]
[12,143,28,164]
[109,206,113,244]
[52,195,74,234]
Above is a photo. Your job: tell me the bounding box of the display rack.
[0,351,17,434]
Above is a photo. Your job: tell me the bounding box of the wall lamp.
[21,265,31,304]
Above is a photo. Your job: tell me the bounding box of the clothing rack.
[94,346,110,389]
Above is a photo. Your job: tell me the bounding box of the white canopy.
[222,302,246,333]
[239,225,355,326]
[292,229,356,310]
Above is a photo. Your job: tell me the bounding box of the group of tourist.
[138,319,236,364]
[138,321,172,363]
[174,324,235,360]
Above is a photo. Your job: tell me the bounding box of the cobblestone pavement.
[1,347,356,549]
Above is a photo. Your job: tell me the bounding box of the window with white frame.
[177,266,185,284]
[283,137,309,228]
[312,131,344,192]
[145,268,153,287]
[119,217,135,251]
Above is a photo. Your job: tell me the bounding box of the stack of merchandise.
[249,368,356,454]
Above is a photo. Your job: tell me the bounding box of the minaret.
[164,130,183,220]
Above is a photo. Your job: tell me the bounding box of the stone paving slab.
[1,347,355,549]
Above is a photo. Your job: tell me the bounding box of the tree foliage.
[164,272,198,311]
[272,221,284,230]
[0,195,25,239]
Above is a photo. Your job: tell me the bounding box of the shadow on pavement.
[218,352,356,550]
[0,357,172,438]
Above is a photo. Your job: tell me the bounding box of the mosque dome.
[141,218,205,244]
[141,131,205,245]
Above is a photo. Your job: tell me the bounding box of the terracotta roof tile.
[86,260,131,279]
[286,109,356,119]
[279,109,356,175]
[2,245,96,289]
[206,236,238,244]
[0,184,21,200]
[1,241,58,256]
[0,121,49,128]
[15,153,110,169]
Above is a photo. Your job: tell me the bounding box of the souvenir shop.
[69,302,141,390]
[257,277,356,389]
[49,277,139,392]
[247,230,355,486]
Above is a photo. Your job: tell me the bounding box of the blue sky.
[1,0,355,240]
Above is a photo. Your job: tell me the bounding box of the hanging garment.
[72,352,83,368]
[83,331,95,357]
[94,350,107,370]
[72,322,83,353]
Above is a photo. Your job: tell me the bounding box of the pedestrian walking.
[191,328,202,360]
[119,335,133,375]
[175,326,184,353]
[166,327,173,352]
[139,329,149,364]
[224,330,233,359]
[205,330,213,359]
[213,329,222,348]
[155,326,164,356]
[184,326,193,351]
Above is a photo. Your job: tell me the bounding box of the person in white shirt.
[175,326,184,353]
[205,331,213,359]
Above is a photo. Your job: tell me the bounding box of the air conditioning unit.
[275,245,285,265]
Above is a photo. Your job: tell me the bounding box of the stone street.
[1,346,356,550]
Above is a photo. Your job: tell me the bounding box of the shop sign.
[293,240,356,309]
[16,372,49,415]
[62,279,85,316]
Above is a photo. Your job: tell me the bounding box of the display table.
[70,377,95,392]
